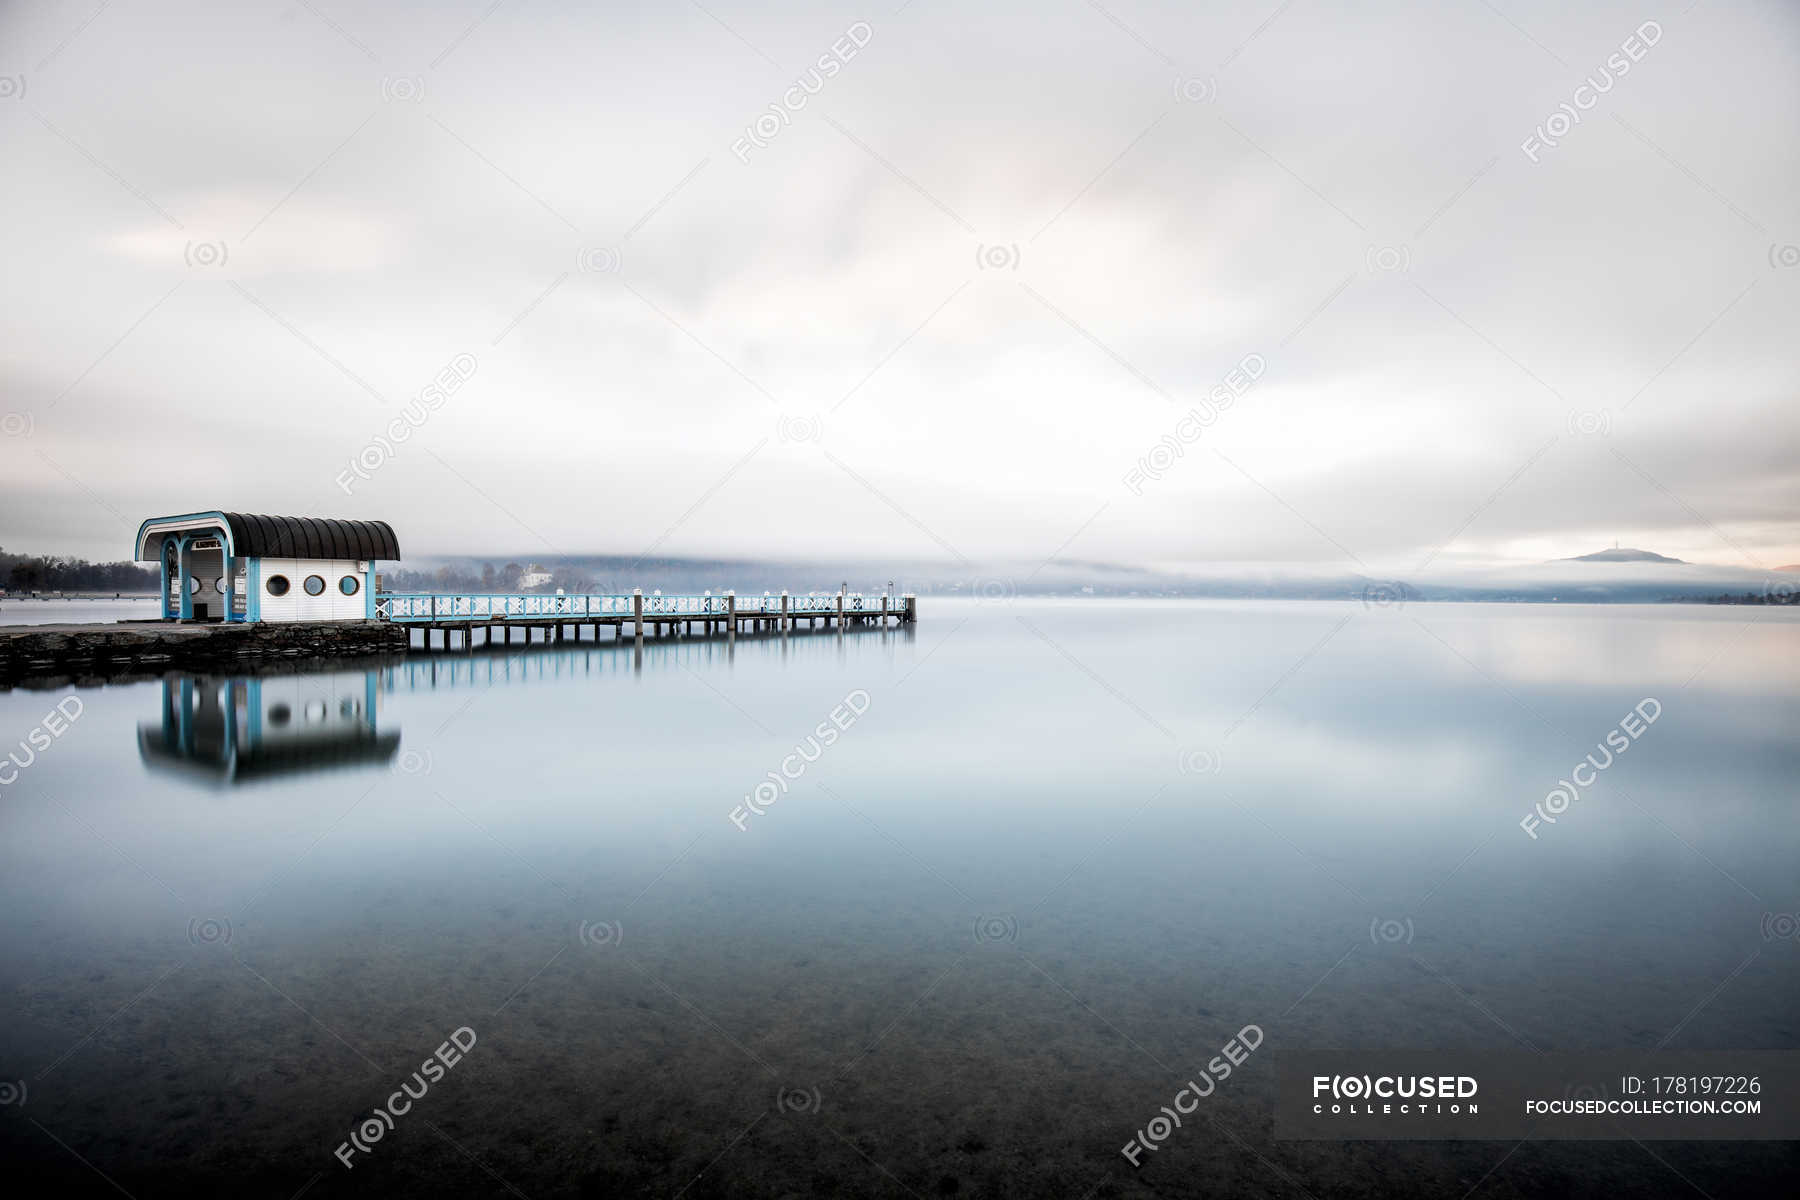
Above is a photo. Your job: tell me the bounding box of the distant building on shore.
[134,511,401,624]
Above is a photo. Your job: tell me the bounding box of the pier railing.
[372,590,880,623]
[737,594,843,615]
[375,593,635,622]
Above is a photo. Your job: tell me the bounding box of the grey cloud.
[1,0,1794,567]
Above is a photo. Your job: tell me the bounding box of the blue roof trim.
[135,512,400,561]
[136,511,234,560]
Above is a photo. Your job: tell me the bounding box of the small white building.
[134,511,401,623]
[517,563,553,589]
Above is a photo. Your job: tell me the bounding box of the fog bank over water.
[392,551,1800,603]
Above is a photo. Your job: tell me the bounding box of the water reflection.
[132,621,913,787]
[137,672,398,786]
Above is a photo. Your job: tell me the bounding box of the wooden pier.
[380,587,917,652]
[1,587,915,683]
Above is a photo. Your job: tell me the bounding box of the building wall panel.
[256,559,367,622]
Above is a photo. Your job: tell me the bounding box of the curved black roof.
[221,514,401,560]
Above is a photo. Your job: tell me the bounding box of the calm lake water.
[2,600,1795,1198]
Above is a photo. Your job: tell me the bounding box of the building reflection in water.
[136,622,909,786]
[138,671,399,786]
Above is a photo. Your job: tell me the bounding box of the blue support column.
[159,536,174,619]
[223,528,241,622]
[177,535,193,620]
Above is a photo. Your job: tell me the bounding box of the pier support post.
[632,589,644,641]
[726,591,736,639]
[837,585,845,631]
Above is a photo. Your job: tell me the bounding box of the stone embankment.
[0,620,409,687]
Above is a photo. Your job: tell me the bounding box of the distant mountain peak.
[1563,546,1685,564]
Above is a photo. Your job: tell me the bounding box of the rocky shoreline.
[0,620,410,688]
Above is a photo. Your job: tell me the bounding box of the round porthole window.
[339,575,360,596]
[266,575,290,597]
[188,575,201,594]
[269,703,292,726]
[304,575,326,596]
[213,577,226,594]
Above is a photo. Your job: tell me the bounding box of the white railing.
[733,594,848,615]
[374,593,634,622]
[640,593,727,617]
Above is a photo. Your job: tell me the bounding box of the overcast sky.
[2,0,1795,572]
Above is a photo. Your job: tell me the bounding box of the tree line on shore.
[1,549,158,593]
[1698,590,1798,605]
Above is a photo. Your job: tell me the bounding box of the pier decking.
[380,588,916,650]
